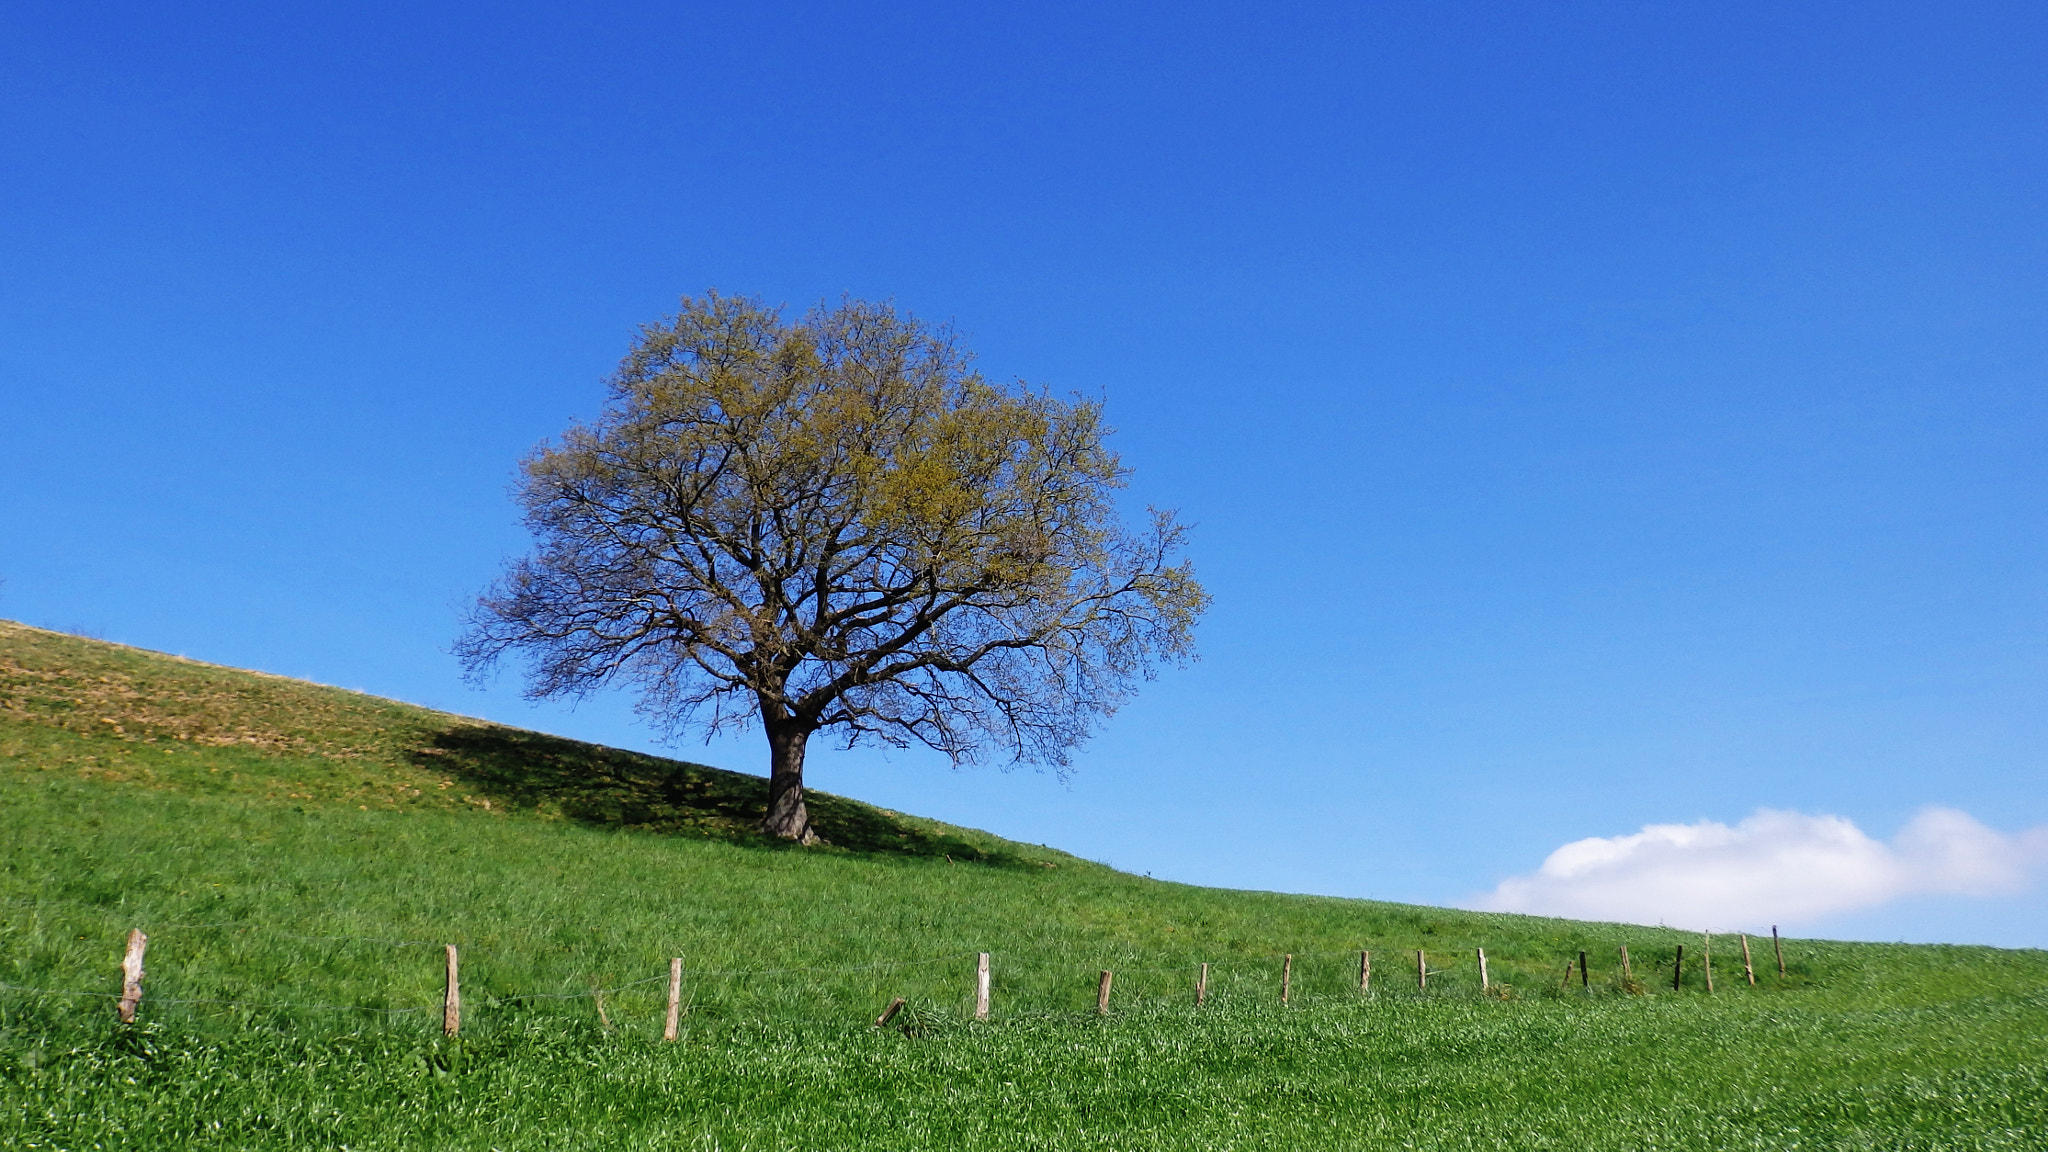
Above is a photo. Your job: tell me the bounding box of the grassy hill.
[3,618,2045,1149]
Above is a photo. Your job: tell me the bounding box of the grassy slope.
[2,619,2045,1149]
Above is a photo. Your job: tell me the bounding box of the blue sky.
[4,1,2044,945]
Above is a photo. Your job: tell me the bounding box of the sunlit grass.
[3,620,2045,1148]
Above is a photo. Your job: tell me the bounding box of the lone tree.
[458,293,1207,842]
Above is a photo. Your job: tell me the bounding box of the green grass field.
[3,619,2045,1149]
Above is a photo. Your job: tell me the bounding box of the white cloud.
[1474,807,2048,930]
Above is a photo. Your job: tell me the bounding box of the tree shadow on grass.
[415,724,1023,867]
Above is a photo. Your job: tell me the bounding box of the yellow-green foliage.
[463,293,1209,848]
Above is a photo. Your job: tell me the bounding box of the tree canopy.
[459,293,1207,841]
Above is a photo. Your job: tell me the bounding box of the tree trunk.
[761,721,819,843]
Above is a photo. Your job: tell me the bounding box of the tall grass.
[2,769,1890,1033]
[10,992,2045,1150]
[3,620,2046,1148]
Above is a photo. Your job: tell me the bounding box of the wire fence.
[0,899,1794,1037]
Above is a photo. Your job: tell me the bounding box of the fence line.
[2,898,1390,968]
[0,980,435,1014]
[0,938,1772,982]
[0,926,1796,1032]
[679,952,981,978]
[0,898,464,948]
[2,969,677,1015]
[0,949,991,1018]
[2,898,1774,982]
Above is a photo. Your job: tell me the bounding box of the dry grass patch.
[0,620,1050,863]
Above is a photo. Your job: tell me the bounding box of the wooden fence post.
[1619,944,1631,983]
[664,957,683,1041]
[1097,970,1114,1015]
[1360,950,1371,993]
[1740,935,1755,987]
[1671,943,1683,992]
[1197,962,1209,1007]
[1773,925,1785,976]
[116,929,147,1024]
[1703,934,1714,993]
[443,945,461,1037]
[1477,948,1489,991]
[975,952,991,1020]
[1281,954,1292,1005]
[875,997,906,1027]
[1417,950,1427,991]
[1579,950,1589,989]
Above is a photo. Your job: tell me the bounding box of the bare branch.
[458,293,1209,833]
